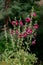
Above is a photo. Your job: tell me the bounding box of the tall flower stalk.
[9,29,15,49]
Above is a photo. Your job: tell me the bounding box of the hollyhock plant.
[25,17,31,23]
[1,7,38,65]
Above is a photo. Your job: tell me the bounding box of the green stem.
[9,29,15,49]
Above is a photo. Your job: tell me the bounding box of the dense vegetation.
[0,0,43,65]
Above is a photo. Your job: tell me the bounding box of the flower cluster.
[10,12,38,45]
[1,7,38,65]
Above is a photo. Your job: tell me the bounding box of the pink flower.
[15,20,18,26]
[25,18,31,23]
[15,30,19,34]
[11,21,15,26]
[26,28,32,34]
[22,32,27,38]
[33,12,37,17]
[20,20,23,26]
[11,30,15,35]
[33,24,38,29]
[11,20,18,26]
[32,40,36,45]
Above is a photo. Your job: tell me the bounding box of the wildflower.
[33,24,38,29]
[20,20,23,26]
[25,18,31,23]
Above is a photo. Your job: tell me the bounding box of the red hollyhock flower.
[22,32,27,38]
[20,20,23,26]
[15,30,19,34]
[33,24,38,29]
[15,20,18,26]
[26,28,32,34]
[25,18,31,23]
[11,21,15,26]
